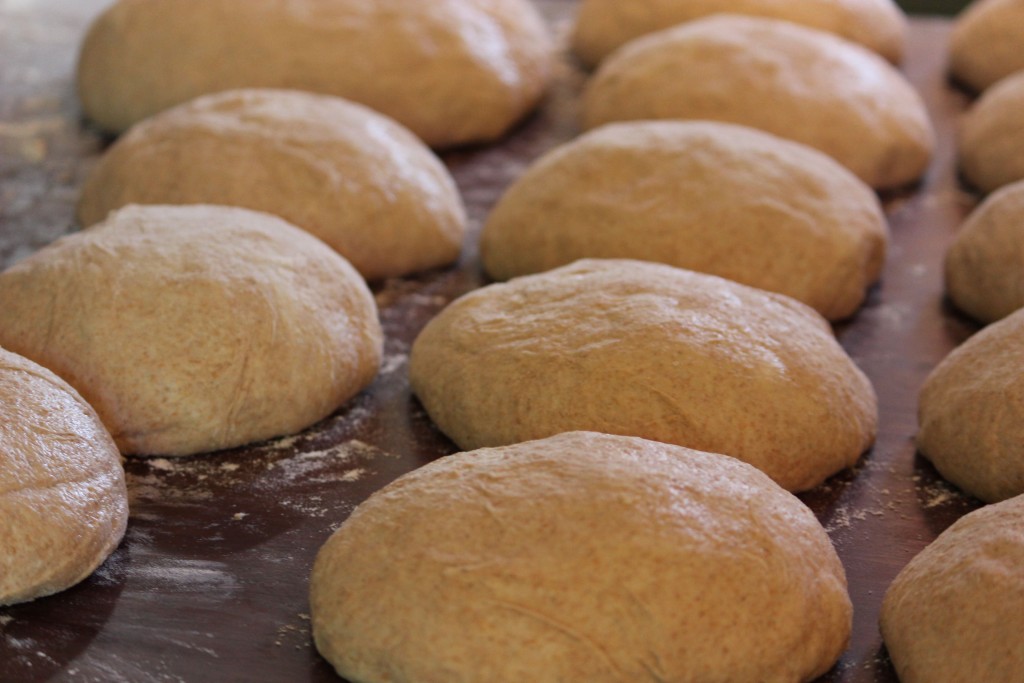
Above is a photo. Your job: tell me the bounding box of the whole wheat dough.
[0,204,383,457]
[0,347,128,606]
[959,70,1024,194]
[880,494,1024,683]
[77,89,466,281]
[76,0,553,148]
[917,307,1024,502]
[311,431,852,683]
[945,180,1024,323]
[409,259,877,492]
[582,14,934,189]
[481,120,888,321]
[571,0,907,67]
[949,0,1024,92]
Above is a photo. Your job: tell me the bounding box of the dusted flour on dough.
[76,0,553,148]
[0,204,383,457]
[481,120,888,320]
[881,495,1024,683]
[78,89,466,281]
[410,259,877,492]
[582,14,934,189]
[0,347,128,606]
[311,431,852,683]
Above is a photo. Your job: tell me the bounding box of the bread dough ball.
[571,0,907,67]
[918,308,1024,502]
[410,259,877,492]
[0,204,383,457]
[311,431,853,683]
[0,347,128,606]
[959,70,1024,194]
[582,14,934,189]
[77,89,466,281]
[880,494,1024,683]
[76,0,553,148]
[949,0,1024,92]
[481,120,888,321]
[945,181,1024,323]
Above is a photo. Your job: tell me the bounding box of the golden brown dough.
[959,70,1024,194]
[571,0,907,67]
[881,494,1024,683]
[311,431,852,683]
[410,259,877,492]
[0,204,383,457]
[917,307,1024,502]
[949,0,1024,92]
[1,347,128,606]
[78,89,466,281]
[945,180,1024,323]
[481,120,888,320]
[582,14,934,189]
[76,0,553,148]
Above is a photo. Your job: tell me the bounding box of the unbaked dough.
[76,0,553,148]
[945,180,1024,323]
[77,89,467,281]
[880,494,1024,683]
[571,0,907,67]
[311,430,853,683]
[582,14,934,189]
[0,204,383,457]
[949,0,1024,92]
[0,347,128,606]
[480,120,888,320]
[959,70,1024,194]
[917,307,1024,502]
[409,259,877,492]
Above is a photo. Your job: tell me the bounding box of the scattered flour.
[0,615,12,627]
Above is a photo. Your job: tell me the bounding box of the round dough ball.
[1,347,128,606]
[945,180,1024,323]
[917,308,1024,502]
[949,0,1024,92]
[959,70,1024,194]
[571,0,907,67]
[0,204,383,457]
[311,431,853,683]
[880,494,1024,683]
[77,89,467,281]
[481,120,888,321]
[409,259,877,492]
[582,14,934,190]
[76,0,553,148]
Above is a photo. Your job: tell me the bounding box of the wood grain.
[0,3,986,681]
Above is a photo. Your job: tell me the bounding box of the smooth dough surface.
[410,259,877,492]
[76,0,553,148]
[571,0,907,67]
[481,120,888,321]
[945,180,1024,323]
[949,0,1024,92]
[959,70,1024,194]
[0,347,128,606]
[311,431,852,683]
[917,307,1024,502]
[78,89,466,281]
[880,494,1024,683]
[582,14,934,189]
[0,204,383,457]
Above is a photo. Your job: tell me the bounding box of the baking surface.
[0,2,985,681]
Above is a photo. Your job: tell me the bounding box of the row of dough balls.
[54,0,895,676]
[882,5,1024,679]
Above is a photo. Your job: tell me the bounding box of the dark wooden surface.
[0,2,985,681]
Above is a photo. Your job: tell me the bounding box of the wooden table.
[0,3,985,681]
